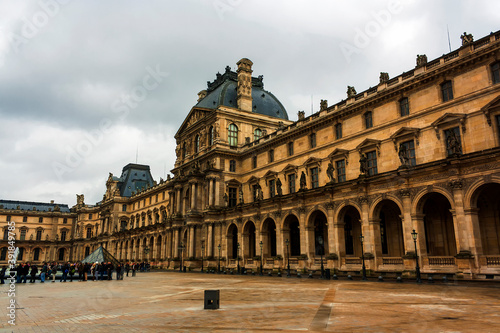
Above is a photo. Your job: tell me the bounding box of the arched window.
[33,248,41,261]
[228,124,238,147]
[209,126,214,146]
[254,128,262,141]
[195,135,200,153]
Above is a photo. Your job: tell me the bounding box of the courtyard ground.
[1,271,499,332]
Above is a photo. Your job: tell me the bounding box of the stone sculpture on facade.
[398,143,409,167]
[326,162,335,183]
[359,153,368,175]
[347,86,357,98]
[379,72,389,83]
[299,171,307,190]
[416,54,428,67]
[276,178,282,196]
[461,32,474,45]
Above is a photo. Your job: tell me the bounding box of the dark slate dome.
[195,66,288,120]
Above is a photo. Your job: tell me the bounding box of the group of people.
[0,261,149,284]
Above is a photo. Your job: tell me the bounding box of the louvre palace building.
[2,30,500,280]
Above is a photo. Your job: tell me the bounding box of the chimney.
[236,58,253,112]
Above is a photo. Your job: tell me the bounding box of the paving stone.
[0,272,499,332]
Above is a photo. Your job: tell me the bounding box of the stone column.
[208,223,214,257]
[173,228,179,258]
[176,188,182,214]
[400,191,414,254]
[449,180,470,254]
[191,182,196,211]
[189,226,195,258]
[208,179,214,207]
[214,178,220,207]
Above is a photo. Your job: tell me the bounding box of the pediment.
[247,176,260,184]
[175,107,212,137]
[225,178,241,186]
[431,113,466,128]
[263,170,278,179]
[390,127,421,150]
[303,157,322,166]
[328,148,349,160]
[281,164,298,173]
[481,95,500,126]
[356,138,381,151]
[431,113,467,139]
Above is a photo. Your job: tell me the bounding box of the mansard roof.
[195,65,288,120]
[117,163,155,197]
[0,199,71,212]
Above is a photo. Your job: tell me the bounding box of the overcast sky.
[0,0,498,206]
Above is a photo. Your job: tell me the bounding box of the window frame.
[229,160,236,172]
[310,167,319,188]
[254,128,262,141]
[269,149,274,163]
[366,150,378,176]
[364,111,373,129]
[195,134,200,153]
[228,124,238,147]
[288,173,296,194]
[335,123,342,139]
[444,126,463,157]
[399,97,409,117]
[336,159,346,183]
[441,80,454,102]
[288,142,294,156]
[228,187,237,207]
[491,62,500,84]
[310,133,317,148]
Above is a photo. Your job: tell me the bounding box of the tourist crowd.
[0,262,151,284]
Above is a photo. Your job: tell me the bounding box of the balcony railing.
[382,257,404,265]
[428,256,455,266]
[486,256,500,266]
[345,258,362,265]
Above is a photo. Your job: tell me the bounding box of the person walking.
[132,263,136,277]
[40,262,47,283]
[69,264,76,282]
[51,263,58,282]
[99,262,105,281]
[60,262,69,282]
[21,263,29,283]
[29,264,38,283]
[93,262,99,281]
[125,263,130,277]
[107,262,113,280]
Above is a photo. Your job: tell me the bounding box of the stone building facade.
[1,31,500,279]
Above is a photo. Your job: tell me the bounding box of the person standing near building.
[69,263,76,282]
[125,262,130,277]
[132,262,136,277]
[99,262,105,280]
[40,262,47,283]
[29,264,38,283]
[51,263,58,282]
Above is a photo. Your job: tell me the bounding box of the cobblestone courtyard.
[1,272,500,332]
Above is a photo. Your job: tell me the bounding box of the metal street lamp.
[178,242,184,272]
[411,229,421,283]
[201,242,204,273]
[318,236,325,279]
[259,240,263,276]
[217,244,221,273]
[359,234,367,280]
[237,242,240,274]
[286,239,291,277]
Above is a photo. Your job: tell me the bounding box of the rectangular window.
[364,111,373,129]
[228,187,237,207]
[89,213,93,219]
[20,229,26,241]
[288,174,296,194]
[269,180,276,198]
[36,230,42,241]
[492,62,500,84]
[366,151,378,176]
[63,218,67,224]
[23,216,27,222]
[269,149,274,163]
[156,194,158,202]
[310,133,316,148]
[399,97,409,116]
[336,160,346,183]
[311,167,319,188]
[441,81,454,102]
[288,142,294,156]
[122,204,127,212]
[39,217,43,223]
[335,123,342,139]
[86,228,92,238]
[6,216,11,222]
[400,140,416,166]
[252,156,257,169]
[121,220,127,231]
[229,160,236,172]
[444,126,462,156]
[61,230,66,242]
[3,230,8,240]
